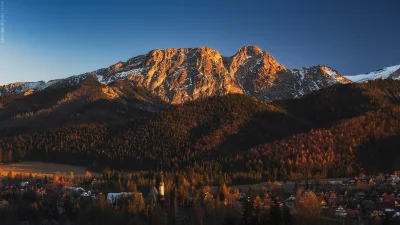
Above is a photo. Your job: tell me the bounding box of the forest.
[0,79,399,184]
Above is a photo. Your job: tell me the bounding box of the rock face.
[388,68,400,80]
[0,46,351,103]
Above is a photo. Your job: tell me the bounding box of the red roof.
[346,209,359,216]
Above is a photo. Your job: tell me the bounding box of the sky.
[0,0,400,84]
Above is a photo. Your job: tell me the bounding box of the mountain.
[2,45,399,179]
[345,64,400,82]
[0,46,351,103]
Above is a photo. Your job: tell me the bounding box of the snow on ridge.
[345,64,400,82]
[298,69,306,80]
[114,68,144,79]
[42,79,61,89]
[98,67,145,84]
[96,75,106,84]
[288,67,310,81]
[0,80,64,96]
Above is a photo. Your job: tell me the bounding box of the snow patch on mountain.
[96,75,105,84]
[0,80,62,96]
[289,68,308,80]
[345,65,400,82]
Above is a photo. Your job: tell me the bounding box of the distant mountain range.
[0,46,355,103]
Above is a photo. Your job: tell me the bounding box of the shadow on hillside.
[204,110,314,158]
[0,96,157,139]
[0,86,78,120]
[276,81,399,124]
[355,135,400,174]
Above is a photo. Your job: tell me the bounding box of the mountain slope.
[0,46,351,104]
[240,107,400,177]
[1,94,307,169]
[0,80,399,177]
[0,76,164,138]
[276,79,400,123]
[346,64,400,82]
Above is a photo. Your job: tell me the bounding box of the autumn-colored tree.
[85,170,92,180]
[292,189,322,225]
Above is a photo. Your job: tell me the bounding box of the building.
[159,175,164,200]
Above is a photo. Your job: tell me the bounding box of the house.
[345,209,359,218]
[66,187,85,194]
[391,175,400,183]
[334,206,347,217]
[107,193,122,203]
[79,191,96,201]
[371,210,385,218]
[382,192,395,203]
[20,181,29,188]
[36,188,47,197]
[329,181,343,185]
[392,212,400,221]
[107,192,142,204]
[239,193,247,201]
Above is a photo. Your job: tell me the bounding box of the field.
[0,161,101,178]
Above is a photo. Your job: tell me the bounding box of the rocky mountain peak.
[112,61,124,71]
[236,45,264,56]
[0,46,353,103]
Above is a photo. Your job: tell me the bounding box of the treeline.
[0,170,312,225]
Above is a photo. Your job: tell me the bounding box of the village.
[1,169,400,225]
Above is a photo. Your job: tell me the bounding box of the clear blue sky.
[1,0,399,84]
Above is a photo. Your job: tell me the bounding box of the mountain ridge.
[0,46,351,103]
[345,64,400,82]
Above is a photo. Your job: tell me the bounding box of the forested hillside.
[0,79,399,183]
